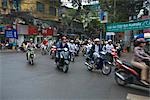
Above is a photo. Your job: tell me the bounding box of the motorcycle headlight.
[64,48,68,51]
[30,54,34,58]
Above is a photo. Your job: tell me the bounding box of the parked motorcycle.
[85,52,112,75]
[56,48,70,73]
[27,48,35,65]
[50,45,57,59]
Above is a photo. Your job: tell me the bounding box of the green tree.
[99,0,142,22]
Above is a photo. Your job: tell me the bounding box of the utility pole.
[113,0,116,22]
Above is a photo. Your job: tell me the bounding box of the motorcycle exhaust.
[115,72,125,81]
[84,62,93,68]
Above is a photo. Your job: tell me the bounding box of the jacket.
[133,46,150,62]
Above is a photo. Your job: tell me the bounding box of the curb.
[0,50,19,53]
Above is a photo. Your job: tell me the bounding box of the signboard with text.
[5,30,18,39]
[42,28,53,36]
[106,19,150,32]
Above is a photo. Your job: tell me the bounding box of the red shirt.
[43,40,48,45]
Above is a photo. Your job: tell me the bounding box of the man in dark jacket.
[89,38,102,61]
[55,36,69,63]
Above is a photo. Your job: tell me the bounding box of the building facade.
[21,0,59,21]
[0,0,61,47]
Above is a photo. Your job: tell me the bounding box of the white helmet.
[94,38,100,42]
[70,40,74,43]
[108,39,112,42]
[30,38,33,41]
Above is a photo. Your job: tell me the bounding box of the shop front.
[106,19,150,51]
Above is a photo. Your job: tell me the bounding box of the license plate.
[65,60,69,64]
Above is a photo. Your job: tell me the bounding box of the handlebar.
[57,48,68,51]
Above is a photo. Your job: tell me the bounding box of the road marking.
[127,93,150,100]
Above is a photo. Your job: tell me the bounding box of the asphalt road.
[0,52,149,100]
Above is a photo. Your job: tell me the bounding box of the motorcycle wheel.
[102,62,112,75]
[30,59,34,65]
[31,59,34,65]
[63,64,69,73]
[115,70,128,86]
[57,65,60,70]
[86,62,93,71]
[71,56,75,62]
[51,54,55,59]
[41,50,44,55]
[87,66,93,71]
[41,49,46,55]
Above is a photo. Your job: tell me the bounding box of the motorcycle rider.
[26,38,37,60]
[89,38,102,62]
[86,40,93,55]
[69,40,76,56]
[105,40,114,62]
[131,38,150,85]
[55,36,69,64]
[41,38,48,51]
[75,39,80,56]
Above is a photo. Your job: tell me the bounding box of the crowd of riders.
[82,37,150,86]
[16,34,150,85]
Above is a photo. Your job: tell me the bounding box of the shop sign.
[28,25,38,35]
[5,30,18,39]
[106,19,150,32]
[42,27,53,36]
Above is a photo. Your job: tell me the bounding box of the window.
[36,2,45,12]
[49,7,56,16]
[2,0,8,8]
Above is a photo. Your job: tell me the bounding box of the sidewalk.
[127,93,149,100]
[0,49,18,53]
[0,48,41,53]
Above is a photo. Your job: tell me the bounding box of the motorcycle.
[82,46,87,56]
[75,44,80,56]
[50,45,57,59]
[85,52,112,75]
[56,48,70,73]
[70,50,75,62]
[27,48,35,65]
[112,49,150,88]
[41,44,48,55]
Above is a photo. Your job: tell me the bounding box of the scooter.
[75,45,80,56]
[70,50,75,62]
[85,52,112,75]
[56,48,70,73]
[41,45,48,55]
[50,45,57,59]
[112,49,150,88]
[27,48,35,65]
